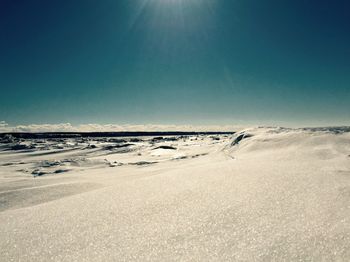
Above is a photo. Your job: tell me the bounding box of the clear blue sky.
[0,0,349,126]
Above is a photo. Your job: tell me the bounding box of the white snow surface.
[0,127,350,261]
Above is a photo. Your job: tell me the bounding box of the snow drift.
[0,127,349,261]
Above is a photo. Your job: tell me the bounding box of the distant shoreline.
[0,131,235,139]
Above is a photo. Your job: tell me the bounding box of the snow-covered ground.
[0,127,350,261]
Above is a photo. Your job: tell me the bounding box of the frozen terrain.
[0,127,350,261]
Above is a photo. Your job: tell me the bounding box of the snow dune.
[0,127,349,261]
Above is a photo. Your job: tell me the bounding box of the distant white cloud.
[11,123,74,133]
[0,121,243,133]
[0,121,8,127]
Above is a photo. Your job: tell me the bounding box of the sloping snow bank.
[227,127,350,160]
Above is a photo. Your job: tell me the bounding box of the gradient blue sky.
[0,0,349,127]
